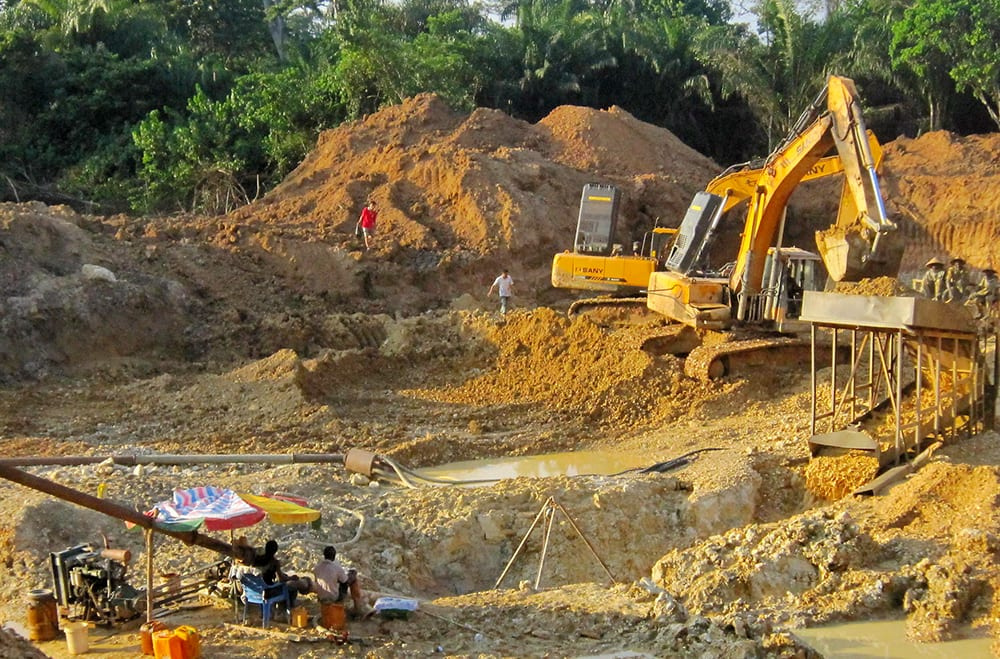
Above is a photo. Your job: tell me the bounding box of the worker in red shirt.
[356,199,378,250]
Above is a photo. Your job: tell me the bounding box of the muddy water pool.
[794,619,993,657]
[418,450,660,481]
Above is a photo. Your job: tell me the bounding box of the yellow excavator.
[648,75,902,378]
[549,184,678,319]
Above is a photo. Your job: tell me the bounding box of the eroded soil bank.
[3,95,1000,657]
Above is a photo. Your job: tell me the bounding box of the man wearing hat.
[921,257,945,301]
[944,257,971,303]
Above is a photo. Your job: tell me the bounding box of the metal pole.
[534,505,556,590]
[810,324,817,437]
[850,329,857,421]
[895,330,903,465]
[915,334,922,455]
[146,529,154,623]
[952,337,959,438]
[0,453,346,468]
[830,328,837,432]
[494,498,551,590]
[935,335,943,438]
[0,465,237,557]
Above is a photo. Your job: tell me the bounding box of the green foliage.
[894,0,1000,130]
[329,5,483,117]
[694,0,856,148]
[2,0,998,211]
[889,0,958,131]
[133,69,346,213]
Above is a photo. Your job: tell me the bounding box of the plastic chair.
[238,573,289,628]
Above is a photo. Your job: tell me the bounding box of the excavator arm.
[817,76,900,282]
[727,76,899,304]
[705,130,883,237]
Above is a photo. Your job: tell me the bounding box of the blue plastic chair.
[239,573,290,628]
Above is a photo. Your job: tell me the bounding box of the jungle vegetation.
[1,0,998,213]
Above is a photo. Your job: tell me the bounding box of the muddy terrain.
[2,96,1000,658]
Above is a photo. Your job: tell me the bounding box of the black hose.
[607,447,724,477]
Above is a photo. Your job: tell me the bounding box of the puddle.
[793,619,993,658]
[574,653,656,659]
[418,450,661,482]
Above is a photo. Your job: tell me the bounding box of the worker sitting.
[310,545,366,615]
[234,539,311,607]
[944,257,971,303]
[920,257,945,301]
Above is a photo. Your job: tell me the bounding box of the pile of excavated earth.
[2,94,1000,657]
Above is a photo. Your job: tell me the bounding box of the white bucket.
[64,621,89,654]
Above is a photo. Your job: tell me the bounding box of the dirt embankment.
[3,94,1000,658]
[5,98,1000,383]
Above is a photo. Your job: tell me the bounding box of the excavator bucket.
[816,225,904,282]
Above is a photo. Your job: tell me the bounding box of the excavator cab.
[640,227,679,265]
[759,247,827,332]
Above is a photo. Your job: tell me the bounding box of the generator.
[49,543,143,624]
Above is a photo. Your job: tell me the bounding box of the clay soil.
[3,96,1000,658]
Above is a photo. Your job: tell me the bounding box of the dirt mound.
[226,95,721,312]
[878,132,1000,273]
[247,95,719,251]
[833,276,916,297]
[536,105,716,189]
[406,308,716,429]
[0,203,196,381]
[650,452,1000,640]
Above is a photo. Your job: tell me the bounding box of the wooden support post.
[146,529,154,623]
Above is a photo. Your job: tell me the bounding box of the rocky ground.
[2,96,1000,658]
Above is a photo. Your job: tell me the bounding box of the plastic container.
[26,589,58,641]
[174,625,201,659]
[140,621,167,655]
[373,596,419,620]
[64,621,90,655]
[320,602,346,630]
[153,627,201,659]
[153,629,182,659]
[290,606,309,628]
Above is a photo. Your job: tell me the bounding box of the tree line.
[1,0,998,215]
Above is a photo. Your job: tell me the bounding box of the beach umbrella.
[145,486,320,531]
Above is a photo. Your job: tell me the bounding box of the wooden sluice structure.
[800,292,998,493]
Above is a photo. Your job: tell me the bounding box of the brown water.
[418,450,658,482]
[794,619,994,658]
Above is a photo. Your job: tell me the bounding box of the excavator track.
[567,297,659,327]
[684,337,813,380]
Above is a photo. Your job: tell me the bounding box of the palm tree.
[694,0,853,147]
